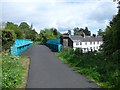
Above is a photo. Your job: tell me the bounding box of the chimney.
[83,32,85,38]
[69,34,71,37]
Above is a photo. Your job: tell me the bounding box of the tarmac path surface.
[22,45,100,88]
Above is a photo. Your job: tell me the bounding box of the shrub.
[2,29,16,50]
[0,29,2,52]
[74,48,80,55]
[2,52,24,88]
[93,50,97,53]
[112,49,120,64]
[69,48,74,54]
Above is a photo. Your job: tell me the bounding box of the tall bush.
[2,52,24,88]
[5,22,25,39]
[74,48,80,55]
[69,48,74,54]
[103,1,120,64]
[2,29,16,50]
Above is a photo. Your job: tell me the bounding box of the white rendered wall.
[73,41,103,52]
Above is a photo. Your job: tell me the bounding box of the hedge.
[2,29,16,50]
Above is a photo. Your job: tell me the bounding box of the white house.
[60,35,103,53]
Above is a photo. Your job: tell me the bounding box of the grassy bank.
[2,51,30,88]
[0,52,2,88]
[33,41,41,46]
[55,49,119,88]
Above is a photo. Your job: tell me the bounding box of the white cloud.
[0,2,2,21]
[1,0,118,34]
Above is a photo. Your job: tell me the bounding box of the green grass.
[17,56,30,88]
[33,41,41,46]
[55,50,120,88]
[0,52,2,88]
[2,51,30,88]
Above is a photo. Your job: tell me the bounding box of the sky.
[1,0,118,34]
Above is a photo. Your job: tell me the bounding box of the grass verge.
[17,56,30,88]
[2,51,30,88]
[0,52,2,88]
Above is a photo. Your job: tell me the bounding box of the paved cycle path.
[22,45,100,88]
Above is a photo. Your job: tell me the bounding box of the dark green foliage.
[98,29,104,36]
[69,48,74,54]
[74,48,80,55]
[51,28,58,36]
[68,30,71,35]
[73,27,80,35]
[92,34,96,37]
[84,27,91,36]
[2,29,16,50]
[2,52,24,88]
[39,28,61,44]
[73,27,91,36]
[5,22,25,39]
[103,1,120,64]
[112,49,120,64]
[19,22,38,41]
[113,0,119,2]
[0,29,2,51]
[19,22,30,30]
[74,48,83,55]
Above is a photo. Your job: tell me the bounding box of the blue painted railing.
[46,38,62,52]
[11,39,33,56]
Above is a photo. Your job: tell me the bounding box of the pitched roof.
[69,35,103,42]
[61,35,69,38]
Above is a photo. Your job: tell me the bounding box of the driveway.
[22,45,100,88]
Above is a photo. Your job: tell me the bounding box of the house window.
[97,46,99,49]
[85,42,87,45]
[90,42,92,45]
[93,42,95,44]
[97,41,99,44]
[96,46,99,49]
[80,42,82,45]
[76,42,79,45]
[90,47,92,51]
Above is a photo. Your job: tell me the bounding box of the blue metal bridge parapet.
[11,39,33,56]
[46,38,62,52]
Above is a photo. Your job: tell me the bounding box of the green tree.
[2,29,16,50]
[19,22,38,41]
[73,27,91,36]
[68,30,71,35]
[113,0,119,2]
[51,28,58,36]
[39,28,61,44]
[84,27,91,36]
[5,22,24,39]
[92,34,96,37]
[19,22,30,39]
[73,27,80,35]
[29,29,38,41]
[98,29,104,36]
[103,1,120,57]
[19,22,29,30]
